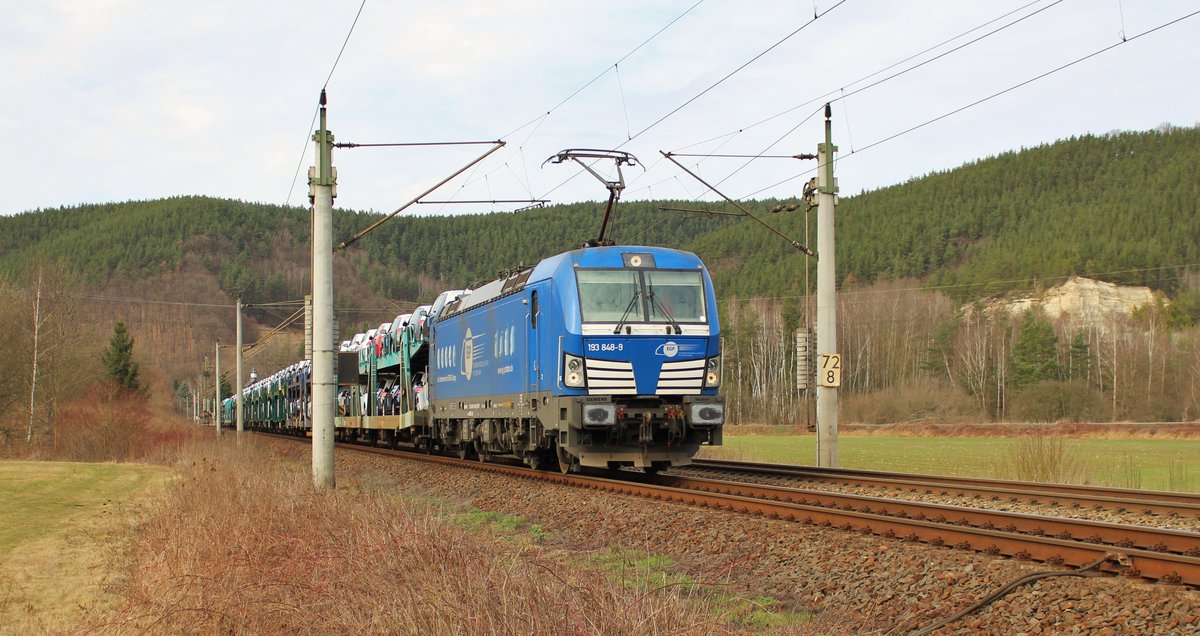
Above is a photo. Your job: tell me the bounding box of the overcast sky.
[3,0,1197,217]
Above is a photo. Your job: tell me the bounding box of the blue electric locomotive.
[226,149,724,472]
[429,244,724,472]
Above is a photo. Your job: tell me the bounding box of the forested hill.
[696,124,1199,299]
[0,197,740,305]
[1,124,1197,306]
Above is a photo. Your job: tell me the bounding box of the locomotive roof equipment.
[543,149,641,248]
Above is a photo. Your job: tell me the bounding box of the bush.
[48,382,200,462]
[999,434,1088,484]
[841,383,984,425]
[1008,380,1106,423]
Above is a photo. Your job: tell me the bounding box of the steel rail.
[654,474,1200,556]
[690,459,1200,519]
[256,434,1200,587]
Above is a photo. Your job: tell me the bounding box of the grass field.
[700,434,1200,492]
[0,461,173,630]
[0,461,170,553]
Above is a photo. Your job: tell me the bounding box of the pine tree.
[102,321,143,393]
[1067,333,1091,381]
[1008,312,1060,390]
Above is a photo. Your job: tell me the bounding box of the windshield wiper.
[648,286,682,334]
[612,290,641,334]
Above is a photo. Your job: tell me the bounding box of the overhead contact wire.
[537,1,847,202]
[849,8,1200,158]
[483,1,707,201]
[668,0,1054,159]
[499,0,706,140]
[717,2,1194,203]
[837,0,1066,104]
[629,1,844,142]
[285,0,369,206]
[323,0,369,90]
[740,6,1196,203]
[669,0,1062,199]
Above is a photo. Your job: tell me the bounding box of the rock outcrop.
[989,277,1158,328]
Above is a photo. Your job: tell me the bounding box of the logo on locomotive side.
[654,341,680,358]
[460,328,488,379]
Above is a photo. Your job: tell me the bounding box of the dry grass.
[84,440,740,635]
[0,462,174,634]
[993,434,1088,484]
[1,385,831,634]
[0,384,201,635]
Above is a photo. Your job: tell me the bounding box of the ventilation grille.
[656,358,705,395]
[585,359,636,395]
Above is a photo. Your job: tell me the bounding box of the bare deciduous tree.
[0,262,95,450]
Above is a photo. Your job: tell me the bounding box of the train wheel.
[457,445,469,461]
[556,443,574,475]
[527,451,543,471]
[475,441,490,463]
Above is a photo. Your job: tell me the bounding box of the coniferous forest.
[2,125,1199,441]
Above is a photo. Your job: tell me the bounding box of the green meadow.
[700,434,1200,493]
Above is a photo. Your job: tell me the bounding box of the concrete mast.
[815,104,840,468]
[214,340,221,435]
[310,90,337,489]
[236,298,244,439]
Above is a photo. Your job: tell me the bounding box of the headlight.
[689,402,725,425]
[704,356,722,387]
[564,353,586,388]
[582,403,616,426]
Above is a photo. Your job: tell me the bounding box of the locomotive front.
[553,245,724,471]
[428,244,724,472]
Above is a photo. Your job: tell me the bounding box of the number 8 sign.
[818,353,841,387]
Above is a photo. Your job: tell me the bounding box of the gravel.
[260,437,1199,635]
[669,466,1200,533]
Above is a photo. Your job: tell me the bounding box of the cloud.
[3,1,1199,215]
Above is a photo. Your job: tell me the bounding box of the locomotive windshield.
[645,270,705,323]
[577,269,639,322]
[577,269,706,324]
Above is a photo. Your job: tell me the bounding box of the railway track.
[688,458,1200,520]
[650,473,1200,555]
[258,433,1200,586]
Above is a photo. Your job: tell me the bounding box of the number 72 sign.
[818,353,842,387]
